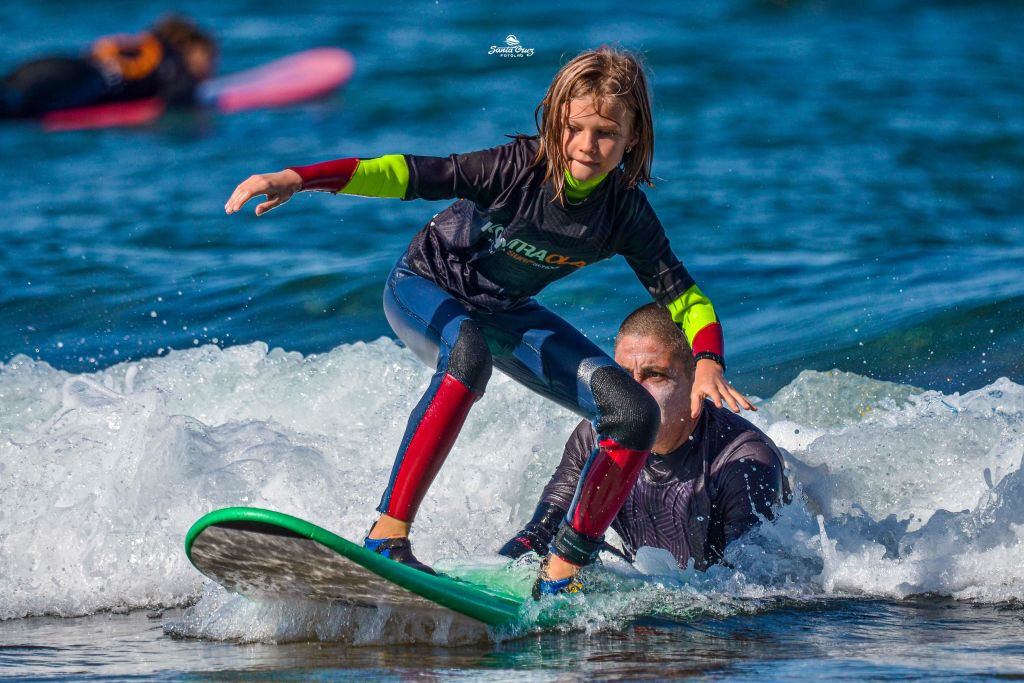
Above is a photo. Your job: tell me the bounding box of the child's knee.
[446,320,492,393]
[590,366,660,451]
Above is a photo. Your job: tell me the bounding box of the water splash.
[2,341,1022,643]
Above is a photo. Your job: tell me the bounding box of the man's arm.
[708,438,785,562]
[498,420,595,558]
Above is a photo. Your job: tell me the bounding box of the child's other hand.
[224,169,303,216]
[690,358,756,419]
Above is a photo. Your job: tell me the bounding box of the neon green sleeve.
[665,284,725,358]
[665,284,717,347]
[337,155,410,198]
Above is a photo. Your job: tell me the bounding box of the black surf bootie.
[363,535,437,575]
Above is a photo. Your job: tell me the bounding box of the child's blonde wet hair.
[532,46,654,205]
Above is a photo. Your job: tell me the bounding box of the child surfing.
[224,46,754,597]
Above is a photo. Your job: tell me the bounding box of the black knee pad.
[590,366,660,450]
[446,320,492,393]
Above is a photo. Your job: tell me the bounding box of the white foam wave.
[1,343,1022,641]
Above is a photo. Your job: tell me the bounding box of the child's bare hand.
[690,359,755,418]
[224,169,303,216]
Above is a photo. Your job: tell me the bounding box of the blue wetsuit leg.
[378,258,491,520]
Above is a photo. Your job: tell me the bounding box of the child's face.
[562,96,639,182]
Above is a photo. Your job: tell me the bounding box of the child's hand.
[690,358,755,418]
[224,169,303,216]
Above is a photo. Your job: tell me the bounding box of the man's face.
[614,333,697,454]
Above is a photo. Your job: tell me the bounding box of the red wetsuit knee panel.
[385,373,480,521]
[568,437,649,537]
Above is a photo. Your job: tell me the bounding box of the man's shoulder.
[561,419,600,464]
[703,404,781,469]
[705,402,764,435]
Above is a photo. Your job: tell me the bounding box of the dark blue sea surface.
[2,1,1024,680]
[3,0,1021,395]
[2,600,1024,681]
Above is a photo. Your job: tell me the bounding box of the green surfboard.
[185,507,525,628]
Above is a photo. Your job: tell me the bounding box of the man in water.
[500,303,789,592]
[0,14,216,119]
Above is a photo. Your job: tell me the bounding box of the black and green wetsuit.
[291,134,725,359]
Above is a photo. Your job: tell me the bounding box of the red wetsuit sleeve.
[288,157,360,192]
[691,323,724,357]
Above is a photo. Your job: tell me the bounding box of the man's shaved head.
[615,303,695,378]
[614,303,699,454]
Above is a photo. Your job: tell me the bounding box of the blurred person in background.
[0,14,216,118]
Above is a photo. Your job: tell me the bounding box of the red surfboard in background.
[42,47,355,132]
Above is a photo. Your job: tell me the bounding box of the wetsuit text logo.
[481,221,587,269]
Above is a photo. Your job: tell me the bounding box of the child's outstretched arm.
[224,138,532,217]
[224,155,410,216]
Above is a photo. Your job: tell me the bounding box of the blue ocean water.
[2,1,1024,680]
[3,0,1021,394]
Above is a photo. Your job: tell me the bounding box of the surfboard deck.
[197,47,355,112]
[185,507,525,628]
[41,97,166,132]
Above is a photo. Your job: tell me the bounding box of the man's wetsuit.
[502,404,789,569]
[287,135,730,568]
[0,33,199,118]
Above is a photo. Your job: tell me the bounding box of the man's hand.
[224,169,303,216]
[690,358,756,418]
[497,502,565,559]
[498,529,550,559]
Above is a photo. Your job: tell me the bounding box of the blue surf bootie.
[532,574,584,600]
[363,536,437,575]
